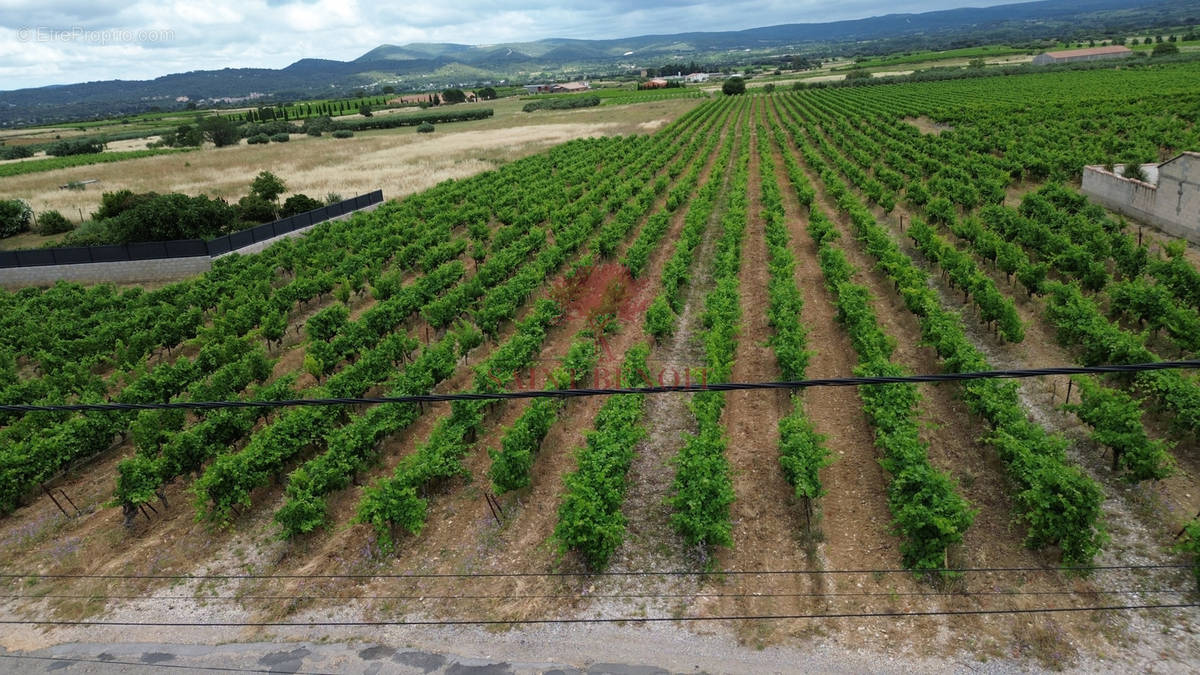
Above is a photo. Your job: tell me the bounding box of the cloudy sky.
[0,0,1013,90]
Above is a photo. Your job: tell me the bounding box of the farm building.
[523,81,591,94]
[552,81,591,93]
[1081,152,1200,243]
[641,78,670,89]
[1032,45,1132,65]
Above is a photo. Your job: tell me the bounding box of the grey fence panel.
[54,248,94,265]
[127,242,168,260]
[228,230,255,250]
[90,245,130,263]
[251,222,273,243]
[1,192,381,268]
[207,235,232,256]
[15,249,56,266]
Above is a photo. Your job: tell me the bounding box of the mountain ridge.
[0,0,1189,126]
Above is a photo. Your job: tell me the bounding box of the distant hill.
[0,0,1192,127]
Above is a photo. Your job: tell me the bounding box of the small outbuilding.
[1032,45,1132,65]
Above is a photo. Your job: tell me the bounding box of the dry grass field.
[0,97,703,249]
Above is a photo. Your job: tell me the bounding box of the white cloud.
[0,1,1017,90]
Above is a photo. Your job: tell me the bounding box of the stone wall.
[1081,164,1200,245]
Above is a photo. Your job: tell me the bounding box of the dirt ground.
[767,94,1199,668]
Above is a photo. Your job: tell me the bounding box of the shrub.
[280,193,323,217]
[0,145,33,160]
[246,133,269,145]
[236,194,277,224]
[721,77,746,95]
[762,83,776,93]
[0,199,33,239]
[1123,162,1148,182]
[416,121,435,133]
[67,193,237,245]
[36,210,74,235]
[303,115,334,134]
[59,220,112,246]
[1153,42,1180,56]
[270,132,290,143]
[250,171,286,202]
[522,96,599,112]
[46,138,104,156]
[331,129,353,138]
[644,295,675,342]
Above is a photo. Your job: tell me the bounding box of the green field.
[0,148,191,179]
[835,45,1033,70]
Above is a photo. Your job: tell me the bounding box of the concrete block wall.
[1159,154,1200,232]
[0,256,211,288]
[1081,165,1200,245]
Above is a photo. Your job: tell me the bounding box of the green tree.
[442,88,466,104]
[359,103,373,117]
[250,171,286,203]
[199,115,239,147]
[721,77,746,95]
[476,86,497,100]
[1153,42,1180,56]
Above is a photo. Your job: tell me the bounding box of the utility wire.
[0,588,1190,602]
[3,360,1197,415]
[0,603,1196,627]
[0,563,1189,581]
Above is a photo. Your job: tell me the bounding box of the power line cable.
[3,360,1197,415]
[0,588,1189,602]
[0,563,1189,580]
[0,603,1195,627]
